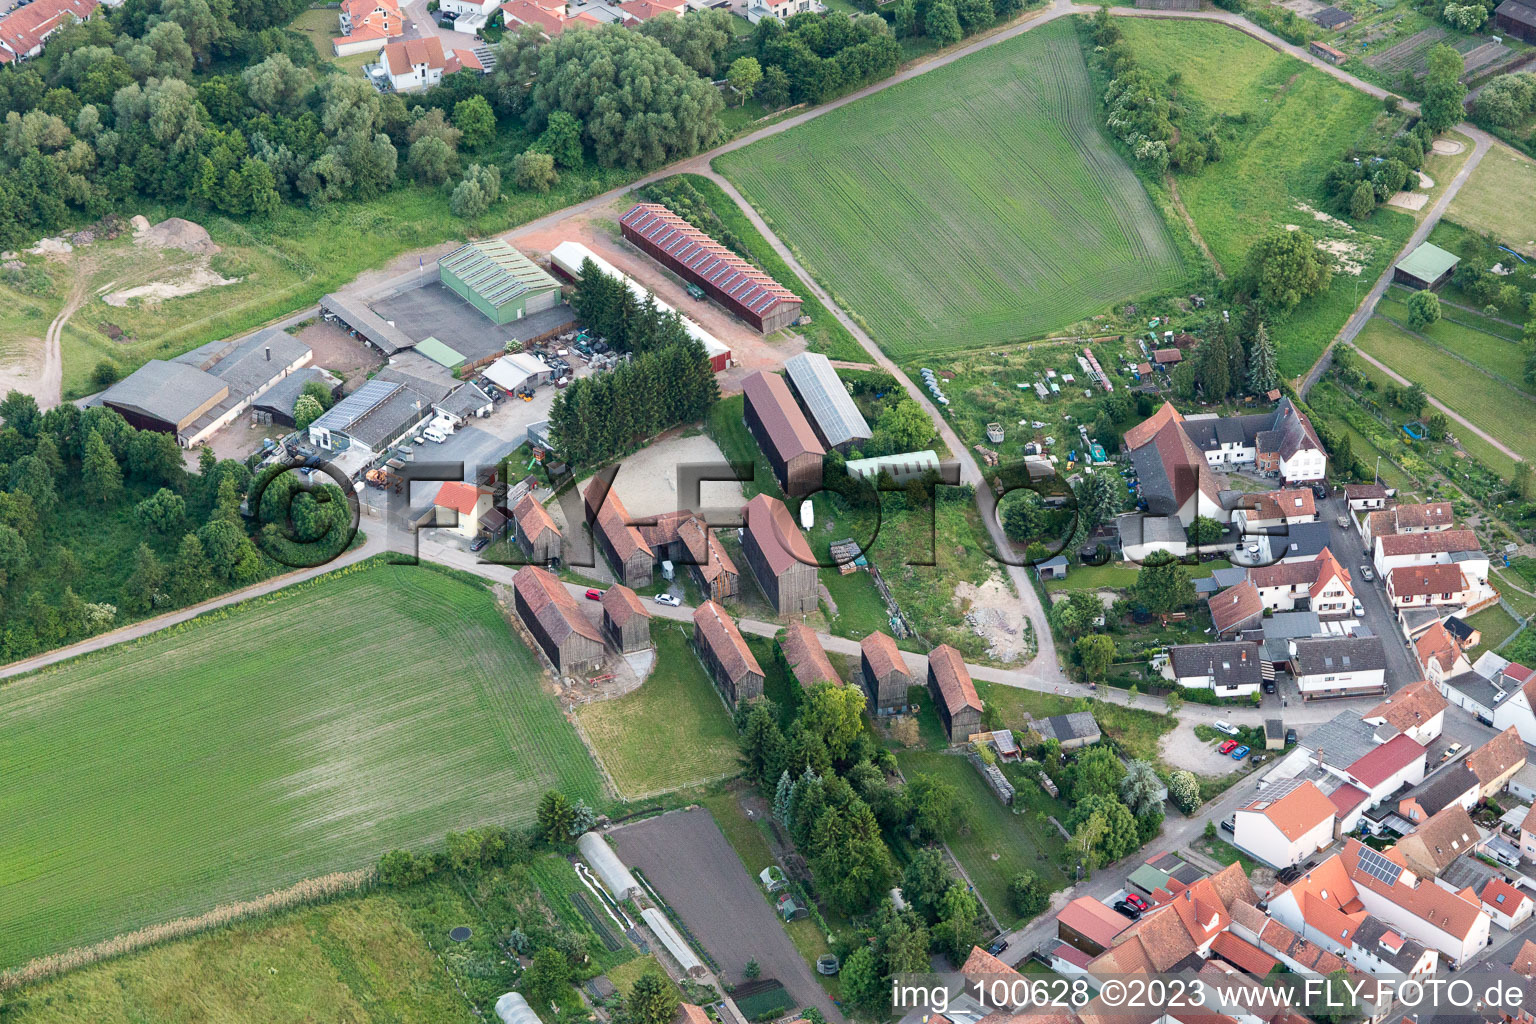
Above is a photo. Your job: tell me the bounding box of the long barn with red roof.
[619,203,803,333]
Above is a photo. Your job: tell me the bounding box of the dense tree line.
[746,10,902,107]
[0,390,318,661]
[549,276,720,466]
[1475,72,1536,129]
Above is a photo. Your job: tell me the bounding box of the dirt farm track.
[609,809,843,1022]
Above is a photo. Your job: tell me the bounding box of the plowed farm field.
[715,18,1184,358]
[0,562,603,971]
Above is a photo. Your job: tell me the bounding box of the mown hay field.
[575,624,740,799]
[0,563,603,971]
[1353,316,1536,464]
[1446,143,1536,249]
[715,19,1184,358]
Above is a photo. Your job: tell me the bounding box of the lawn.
[0,562,604,971]
[1445,142,1536,250]
[1467,604,1522,660]
[289,8,376,74]
[715,18,1185,359]
[1112,19,1417,379]
[1376,291,1531,389]
[1494,570,1536,618]
[895,747,1070,928]
[976,681,1175,762]
[575,624,741,799]
[708,394,784,501]
[1352,316,1536,464]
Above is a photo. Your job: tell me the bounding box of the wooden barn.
[860,630,912,715]
[741,493,819,617]
[513,566,604,675]
[585,480,654,588]
[927,644,982,742]
[513,493,562,565]
[741,371,825,497]
[780,622,839,688]
[693,600,765,706]
[1496,0,1536,43]
[601,584,652,653]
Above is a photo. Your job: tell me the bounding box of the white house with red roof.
[334,0,403,55]
[1232,778,1338,868]
[1481,877,1533,930]
[1363,679,1448,746]
[617,0,686,19]
[1248,548,1353,617]
[500,0,602,36]
[433,481,493,539]
[1486,657,1536,744]
[0,0,98,64]
[380,37,447,92]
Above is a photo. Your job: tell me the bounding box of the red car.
[1124,893,1149,911]
[585,588,602,601]
[1218,739,1238,755]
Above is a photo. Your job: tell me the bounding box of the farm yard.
[1111,19,1418,378]
[715,19,1185,360]
[0,563,604,972]
[573,625,741,799]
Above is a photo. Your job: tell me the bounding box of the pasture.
[1112,19,1416,378]
[1352,316,1536,465]
[574,624,741,799]
[0,563,603,971]
[715,19,1185,359]
[1446,143,1536,250]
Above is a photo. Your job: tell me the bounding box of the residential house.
[334,0,402,55]
[1163,641,1263,698]
[499,0,601,36]
[1341,916,1438,978]
[1267,838,1491,966]
[618,0,687,19]
[0,0,98,64]
[513,566,605,675]
[1394,803,1480,877]
[1387,564,1474,610]
[1235,488,1317,532]
[600,584,651,653]
[1209,580,1264,637]
[585,481,653,588]
[740,493,818,617]
[780,622,838,688]
[1487,657,1536,744]
[1303,710,1427,817]
[1363,501,1455,547]
[1249,548,1353,618]
[513,493,562,564]
[1122,403,1227,527]
[859,631,911,715]
[744,0,818,23]
[927,644,982,742]
[1481,878,1533,930]
[1289,636,1388,700]
[1373,530,1490,595]
[1466,726,1529,800]
[1418,620,1473,686]
[432,481,495,539]
[1519,804,1536,862]
[1363,679,1448,746]
[1232,778,1338,868]
[692,600,764,706]
[379,37,446,93]
[1344,483,1391,511]
[1398,763,1481,825]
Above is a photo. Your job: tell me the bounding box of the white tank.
[577,831,640,900]
[800,500,814,530]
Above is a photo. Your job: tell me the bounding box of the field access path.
[1352,342,1524,462]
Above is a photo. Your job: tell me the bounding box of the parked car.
[1213,720,1240,736]
[1360,565,1376,582]
[1124,893,1149,910]
[1440,742,1463,763]
[654,593,682,607]
[423,427,447,444]
[1231,745,1250,759]
[1336,515,1349,529]
[1218,739,1238,754]
[1220,817,1235,834]
[1353,598,1365,617]
[986,937,1009,956]
[470,535,490,552]
[1112,900,1142,920]
[1285,727,1298,745]
[585,589,602,600]
[1263,680,1276,694]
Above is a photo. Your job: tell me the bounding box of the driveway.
[401,0,481,50]
[609,809,843,1023]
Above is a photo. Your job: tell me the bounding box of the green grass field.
[1377,291,1531,388]
[715,19,1184,358]
[0,563,604,971]
[574,625,740,799]
[1467,604,1521,660]
[1446,142,1536,250]
[1353,316,1536,465]
[1112,19,1416,380]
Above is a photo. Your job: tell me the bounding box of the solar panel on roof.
[311,378,402,432]
[1355,846,1403,885]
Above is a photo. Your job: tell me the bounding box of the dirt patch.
[1432,138,1465,155]
[103,267,241,307]
[1417,170,1434,189]
[955,576,1029,663]
[295,319,385,390]
[1288,225,1371,276]
[511,198,807,394]
[575,431,743,520]
[134,217,219,255]
[27,237,72,258]
[1294,202,1356,233]
[1387,191,1429,211]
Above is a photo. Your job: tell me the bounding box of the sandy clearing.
[103,267,241,307]
[1432,138,1465,155]
[1387,191,1429,211]
[574,432,744,520]
[955,577,1031,663]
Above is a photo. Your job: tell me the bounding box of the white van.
[423,427,447,444]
